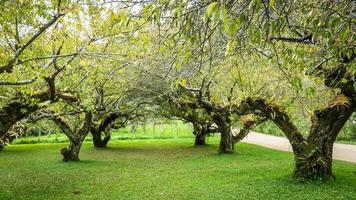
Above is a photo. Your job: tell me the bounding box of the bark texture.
[237,96,354,180]
[233,117,266,144]
[0,92,76,150]
[91,129,111,148]
[213,115,234,153]
[61,139,81,161]
[219,127,234,153]
[90,112,128,148]
[293,103,353,180]
[192,122,206,145]
[177,77,355,180]
[192,122,218,146]
[0,100,39,149]
[53,112,92,162]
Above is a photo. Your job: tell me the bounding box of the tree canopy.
[0,0,355,181]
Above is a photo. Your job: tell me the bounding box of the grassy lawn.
[1,138,356,200]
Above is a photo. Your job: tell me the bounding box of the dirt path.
[242,132,356,163]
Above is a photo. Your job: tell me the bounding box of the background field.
[13,118,356,145]
[13,121,195,144]
[1,138,356,200]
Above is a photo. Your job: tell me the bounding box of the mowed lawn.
[1,138,356,200]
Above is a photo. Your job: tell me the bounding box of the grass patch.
[13,121,195,144]
[1,138,356,200]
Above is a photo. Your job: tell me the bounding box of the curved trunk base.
[219,131,234,154]
[192,123,207,146]
[92,131,110,148]
[194,133,206,146]
[61,141,81,162]
[93,141,108,148]
[294,155,333,181]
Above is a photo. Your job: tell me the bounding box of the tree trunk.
[91,129,110,148]
[219,126,234,153]
[194,130,206,145]
[293,146,333,180]
[195,132,206,145]
[54,112,92,162]
[192,123,206,146]
[292,102,353,180]
[212,114,234,153]
[61,139,82,162]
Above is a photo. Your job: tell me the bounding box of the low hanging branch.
[178,82,355,179]
[164,92,221,145]
[270,34,314,44]
[232,116,266,144]
[0,78,37,86]
[236,98,307,152]
[177,83,306,152]
[0,90,78,150]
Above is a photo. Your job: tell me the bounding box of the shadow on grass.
[56,159,110,166]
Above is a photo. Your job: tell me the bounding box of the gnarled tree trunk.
[292,104,353,180]
[218,126,234,153]
[293,147,333,180]
[61,139,82,162]
[212,114,234,153]
[90,112,128,148]
[0,95,55,148]
[195,131,206,146]
[53,112,92,162]
[91,129,111,148]
[0,100,40,149]
[238,95,354,180]
[192,122,206,146]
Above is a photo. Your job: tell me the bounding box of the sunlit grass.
[1,138,355,200]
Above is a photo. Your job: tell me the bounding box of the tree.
[52,111,92,161]
[157,95,218,146]
[0,0,141,149]
[147,0,355,180]
[91,108,144,148]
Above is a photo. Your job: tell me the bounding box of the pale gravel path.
[241,132,356,163]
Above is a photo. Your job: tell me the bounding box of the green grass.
[1,138,356,200]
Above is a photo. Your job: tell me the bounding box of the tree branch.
[0,78,37,86]
[270,34,314,44]
[0,4,64,73]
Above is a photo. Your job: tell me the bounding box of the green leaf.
[228,21,238,35]
[340,28,351,43]
[292,77,303,93]
[206,2,218,17]
[226,40,234,55]
[220,5,228,25]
